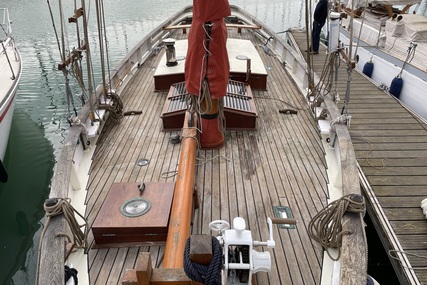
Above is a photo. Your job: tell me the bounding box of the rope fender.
[184,236,223,285]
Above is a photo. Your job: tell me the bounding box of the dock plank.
[289,28,427,285]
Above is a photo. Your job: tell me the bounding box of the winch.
[208,217,296,285]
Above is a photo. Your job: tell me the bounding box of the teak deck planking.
[290,30,427,285]
[85,27,329,284]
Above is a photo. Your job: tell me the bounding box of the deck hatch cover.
[273,206,296,229]
[166,80,253,112]
[162,80,257,131]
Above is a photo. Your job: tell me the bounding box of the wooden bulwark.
[290,29,427,284]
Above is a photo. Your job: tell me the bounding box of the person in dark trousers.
[311,0,328,54]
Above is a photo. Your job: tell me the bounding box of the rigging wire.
[398,42,417,77]
[94,0,123,122]
[0,22,7,37]
[311,31,343,105]
[73,0,82,51]
[73,0,84,84]
[352,0,370,61]
[100,0,113,87]
[47,0,64,62]
[58,0,66,62]
[95,0,107,96]
[305,0,316,96]
[81,0,96,122]
[340,0,357,117]
[56,0,78,119]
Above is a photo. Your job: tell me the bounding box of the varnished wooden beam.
[163,111,198,268]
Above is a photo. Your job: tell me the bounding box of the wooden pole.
[163,111,198,268]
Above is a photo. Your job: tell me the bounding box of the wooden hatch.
[92,182,175,248]
[161,80,258,131]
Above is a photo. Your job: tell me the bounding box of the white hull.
[0,8,21,160]
[0,90,16,160]
[339,11,427,121]
[340,30,427,121]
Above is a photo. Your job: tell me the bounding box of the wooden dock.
[290,30,427,285]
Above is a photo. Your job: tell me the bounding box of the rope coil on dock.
[308,194,366,260]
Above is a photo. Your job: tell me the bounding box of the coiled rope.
[101,90,124,123]
[308,194,366,260]
[36,198,87,285]
[43,198,87,248]
[184,236,223,285]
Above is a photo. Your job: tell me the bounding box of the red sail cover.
[185,0,231,99]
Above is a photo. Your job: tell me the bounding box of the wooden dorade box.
[92,182,175,248]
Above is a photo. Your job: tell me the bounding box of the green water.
[0,0,403,284]
[0,111,54,285]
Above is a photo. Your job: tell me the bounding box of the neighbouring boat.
[338,0,427,121]
[36,2,375,285]
[0,8,21,182]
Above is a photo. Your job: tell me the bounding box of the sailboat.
[36,1,376,284]
[338,0,427,120]
[0,8,21,183]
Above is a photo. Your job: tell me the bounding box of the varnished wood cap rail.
[270,217,298,225]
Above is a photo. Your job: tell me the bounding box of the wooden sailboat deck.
[289,30,427,285]
[84,28,329,284]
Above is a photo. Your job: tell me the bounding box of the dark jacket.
[314,0,328,23]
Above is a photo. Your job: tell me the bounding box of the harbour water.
[0,0,400,284]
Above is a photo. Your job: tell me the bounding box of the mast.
[81,0,96,122]
[305,0,316,96]
[95,0,108,97]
